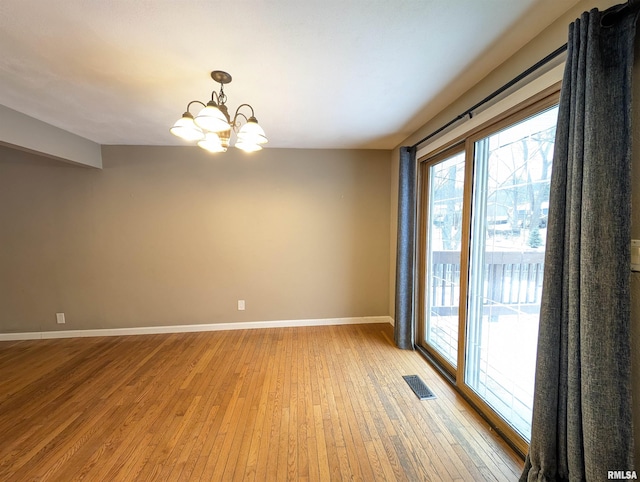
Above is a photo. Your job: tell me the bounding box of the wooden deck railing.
[430,250,545,315]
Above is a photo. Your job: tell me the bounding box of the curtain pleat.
[522,5,637,481]
[394,146,417,349]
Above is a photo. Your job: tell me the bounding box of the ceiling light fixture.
[170,70,268,153]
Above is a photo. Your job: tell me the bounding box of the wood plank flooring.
[0,323,523,481]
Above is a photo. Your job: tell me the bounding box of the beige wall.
[0,145,391,333]
[390,0,637,463]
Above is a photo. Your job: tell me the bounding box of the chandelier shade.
[197,132,226,153]
[171,71,267,154]
[194,102,231,133]
[170,113,205,141]
[237,117,268,145]
[235,141,263,153]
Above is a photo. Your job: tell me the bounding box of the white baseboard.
[0,316,394,341]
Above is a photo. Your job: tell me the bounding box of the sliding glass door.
[419,150,465,372]
[466,105,557,441]
[417,92,559,452]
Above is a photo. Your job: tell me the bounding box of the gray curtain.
[522,5,638,481]
[394,146,417,349]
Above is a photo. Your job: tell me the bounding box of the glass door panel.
[465,106,558,440]
[422,151,465,368]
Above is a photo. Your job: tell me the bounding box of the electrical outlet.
[56,313,66,324]
[237,300,245,311]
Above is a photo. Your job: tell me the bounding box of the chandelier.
[170,70,268,153]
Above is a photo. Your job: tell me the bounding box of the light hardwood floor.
[0,323,523,481]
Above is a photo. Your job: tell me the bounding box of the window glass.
[465,105,557,439]
[422,151,465,367]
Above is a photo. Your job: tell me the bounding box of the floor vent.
[402,375,436,400]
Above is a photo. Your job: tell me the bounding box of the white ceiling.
[0,1,581,150]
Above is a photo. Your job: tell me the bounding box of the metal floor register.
[402,375,436,400]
